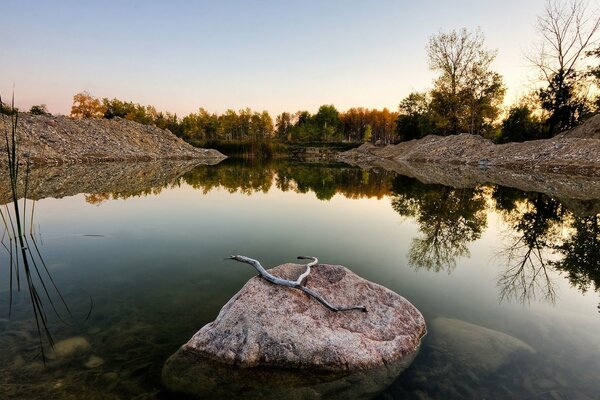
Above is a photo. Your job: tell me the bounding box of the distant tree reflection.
[553,215,600,295]
[390,176,487,272]
[492,187,565,304]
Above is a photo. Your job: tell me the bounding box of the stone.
[52,336,92,358]
[163,263,426,399]
[162,350,417,400]
[428,318,535,373]
[84,355,104,368]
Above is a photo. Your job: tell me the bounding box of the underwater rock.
[84,355,104,368]
[163,263,426,398]
[162,349,417,400]
[52,336,92,358]
[428,318,535,373]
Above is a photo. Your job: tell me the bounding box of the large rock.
[162,263,426,398]
[428,318,535,373]
[162,349,417,400]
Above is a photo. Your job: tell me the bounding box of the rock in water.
[163,263,425,399]
[52,337,92,358]
[428,318,535,373]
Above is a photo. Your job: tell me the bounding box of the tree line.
[397,0,600,143]
[67,92,400,145]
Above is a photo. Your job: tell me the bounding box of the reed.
[1,93,73,362]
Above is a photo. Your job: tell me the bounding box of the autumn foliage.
[70,92,105,118]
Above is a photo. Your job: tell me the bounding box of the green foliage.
[275,112,294,140]
[497,105,548,143]
[102,98,135,119]
[396,92,434,141]
[426,28,505,136]
[0,101,18,115]
[181,108,219,141]
[287,106,343,142]
[29,104,50,115]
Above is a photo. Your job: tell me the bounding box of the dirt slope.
[0,113,226,165]
[339,123,600,176]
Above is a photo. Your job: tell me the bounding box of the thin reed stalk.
[1,93,73,363]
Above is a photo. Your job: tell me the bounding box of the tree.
[368,108,398,144]
[396,92,432,141]
[218,109,241,140]
[102,98,135,119]
[340,107,369,142]
[182,108,219,140]
[71,91,105,118]
[314,105,342,141]
[275,112,294,140]
[529,0,600,134]
[498,105,547,143]
[427,28,505,135]
[29,104,50,115]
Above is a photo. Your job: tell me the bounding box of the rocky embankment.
[0,113,226,165]
[339,114,600,177]
[0,160,201,205]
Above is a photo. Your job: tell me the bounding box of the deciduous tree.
[529,0,600,134]
[71,91,105,118]
[427,28,505,136]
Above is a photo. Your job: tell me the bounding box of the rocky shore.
[0,113,226,165]
[0,160,201,204]
[338,114,600,177]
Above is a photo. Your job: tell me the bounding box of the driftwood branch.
[226,255,367,312]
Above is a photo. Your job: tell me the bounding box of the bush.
[29,104,50,115]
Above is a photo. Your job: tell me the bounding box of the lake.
[1,159,599,399]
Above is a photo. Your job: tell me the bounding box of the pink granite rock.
[169,263,426,372]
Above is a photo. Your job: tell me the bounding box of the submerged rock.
[428,318,535,373]
[162,263,426,398]
[163,349,417,400]
[52,336,92,358]
[84,355,104,368]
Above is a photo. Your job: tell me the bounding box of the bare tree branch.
[226,255,367,313]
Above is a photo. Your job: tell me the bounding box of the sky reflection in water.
[0,160,599,399]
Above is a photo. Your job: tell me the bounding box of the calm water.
[1,159,599,399]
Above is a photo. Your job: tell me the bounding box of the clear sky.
[1,0,546,116]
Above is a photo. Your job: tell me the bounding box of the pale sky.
[1,0,546,117]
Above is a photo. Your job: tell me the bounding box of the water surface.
[1,160,599,399]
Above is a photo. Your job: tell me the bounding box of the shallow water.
[1,159,599,399]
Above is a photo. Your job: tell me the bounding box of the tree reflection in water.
[553,214,600,313]
[390,175,487,273]
[492,188,565,305]
[388,175,600,311]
